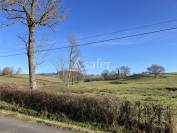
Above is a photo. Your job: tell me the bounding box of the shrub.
[1,67,13,76]
[84,77,104,82]
[0,87,174,133]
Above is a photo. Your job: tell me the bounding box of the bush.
[84,77,104,82]
[1,67,13,76]
[0,87,174,132]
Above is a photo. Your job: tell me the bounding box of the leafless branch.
[18,34,28,50]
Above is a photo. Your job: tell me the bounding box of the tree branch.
[1,7,25,12]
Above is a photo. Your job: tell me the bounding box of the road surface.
[0,116,75,133]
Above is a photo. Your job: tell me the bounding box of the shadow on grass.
[109,81,127,85]
[165,87,177,91]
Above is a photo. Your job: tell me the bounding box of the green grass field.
[0,73,177,107]
[1,74,177,132]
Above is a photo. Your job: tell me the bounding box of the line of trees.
[85,64,166,82]
[101,66,131,80]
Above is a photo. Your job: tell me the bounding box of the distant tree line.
[84,64,166,82]
[101,66,131,80]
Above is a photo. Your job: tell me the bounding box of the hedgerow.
[0,87,174,133]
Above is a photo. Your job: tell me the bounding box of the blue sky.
[0,0,177,74]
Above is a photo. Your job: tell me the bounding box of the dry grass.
[0,87,174,133]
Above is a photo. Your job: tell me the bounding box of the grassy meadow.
[0,73,177,132]
[0,73,177,107]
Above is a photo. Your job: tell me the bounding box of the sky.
[0,0,177,74]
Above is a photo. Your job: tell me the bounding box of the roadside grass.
[0,101,125,133]
[0,110,105,133]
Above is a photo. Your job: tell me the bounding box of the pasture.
[0,73,177,107]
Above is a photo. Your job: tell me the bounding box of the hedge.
[0,87,174,133]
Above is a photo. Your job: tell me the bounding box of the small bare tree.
[119,66,130,78]
[54,55,65,80]
[0,67,2,75]
[67,34,84,86]
[101,70,110,80]
[0,0,64,90]
[16,67,22,75]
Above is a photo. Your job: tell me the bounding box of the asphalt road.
[0,116,74,133]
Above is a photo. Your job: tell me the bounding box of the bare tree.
[119,66,130,78]
[18,34,53,69]
[0,67,2,75]
[0,0,64,90]
[35,38,54,69]
[67,34,84,86]
[101,70,109,80]
[16,67,22,75]
[54,55,65,80]
[147,64,165,77]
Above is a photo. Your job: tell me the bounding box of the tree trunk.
[28,26,37,90]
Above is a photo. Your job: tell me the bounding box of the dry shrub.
[1,67,13,76]
[0,87,174,133]
[84,77,104,82]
